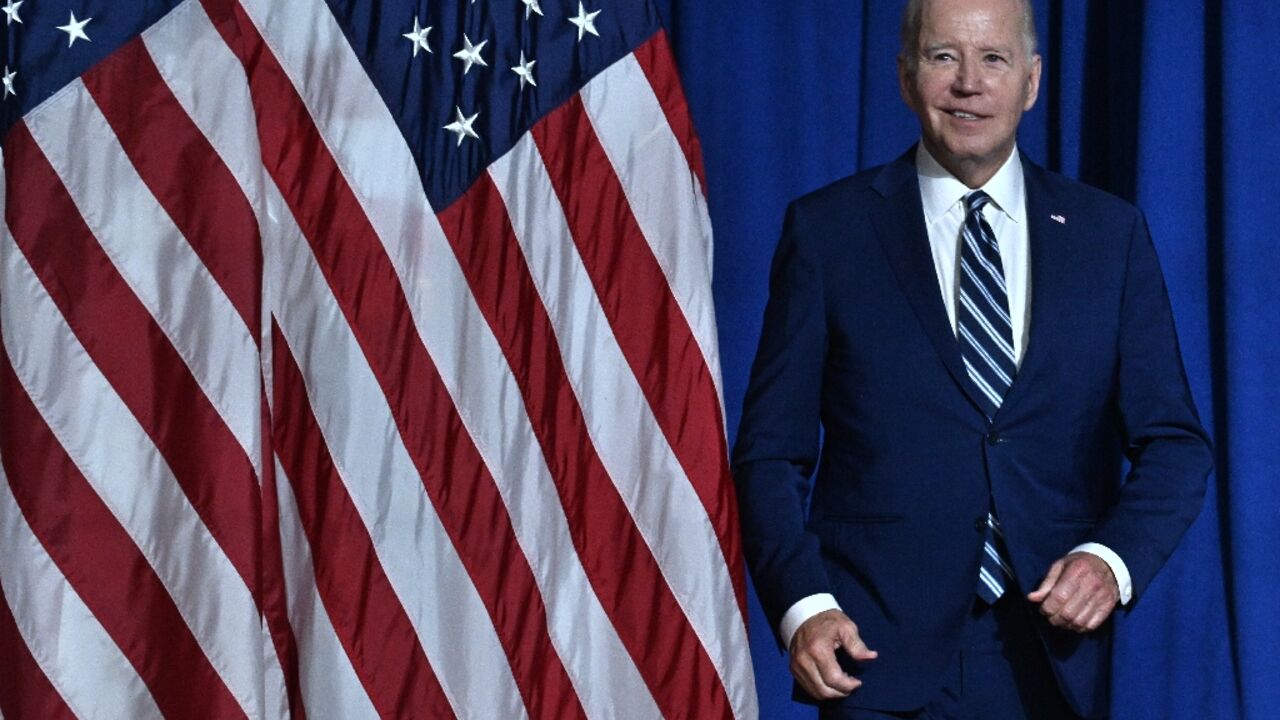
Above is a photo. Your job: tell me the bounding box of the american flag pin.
[1051,214,1066,224]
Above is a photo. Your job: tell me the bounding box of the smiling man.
[732,0,1213,718]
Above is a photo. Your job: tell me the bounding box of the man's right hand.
[788,609,878,700]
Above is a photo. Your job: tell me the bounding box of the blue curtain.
[653,1,1280,717]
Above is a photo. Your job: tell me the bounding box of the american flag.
[0,0,757,717]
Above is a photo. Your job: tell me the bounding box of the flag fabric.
[0,0,757,717]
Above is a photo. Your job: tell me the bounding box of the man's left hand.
[1027,552,1119,633]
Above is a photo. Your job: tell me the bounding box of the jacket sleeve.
[732,199,834,643]
[1090,210,1213,601]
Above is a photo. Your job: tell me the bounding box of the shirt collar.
[915,143,1026,225]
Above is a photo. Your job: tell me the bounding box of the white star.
[402,16,432,57]
[452,34,489,75]
[569,2,601,42]
[521,0,543,20]
[56,11,93,47]
[443,106,480,146]
[511,51,537,90]
[2,0,22,25]
[2,66,15,99]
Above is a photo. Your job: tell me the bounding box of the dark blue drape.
[653,1,1279,717]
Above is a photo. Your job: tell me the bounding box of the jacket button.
[974,517,987,533]
[986,431,1002,445]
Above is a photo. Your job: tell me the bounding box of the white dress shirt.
[778,145,1132,650]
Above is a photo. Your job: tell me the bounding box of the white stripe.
[271,227,517,720]
[21,78,262,482]
[962,357,1005,408]
[960,258,1012,326]
[0,464,162,720]
[957,322,1013,387]
[958,292,1017,362]
[0,227,262,718]
[979,566,1005,596]
[237,1,671,716]
[490,134,753,719]
[157,6,522,716]
[273,459,380,720]
[984,542,1013,576]
[579,52,726,410]
[582,60,757,715]
[962,224,1008,293]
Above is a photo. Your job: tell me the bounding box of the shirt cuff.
[1071,542,1133,605]
[780,593,842,650]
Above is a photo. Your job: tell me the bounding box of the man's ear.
[1023,53,1042,111]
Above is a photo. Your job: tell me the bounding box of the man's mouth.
[946,110,984,120]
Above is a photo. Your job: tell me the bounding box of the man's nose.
[952,56,982,94]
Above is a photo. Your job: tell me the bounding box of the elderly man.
[732,0,1213,717]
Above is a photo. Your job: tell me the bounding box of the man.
[732,0,1213,717]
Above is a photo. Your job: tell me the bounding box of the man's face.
[899,0,1041,186]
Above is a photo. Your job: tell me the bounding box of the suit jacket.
[732,148,1212,718]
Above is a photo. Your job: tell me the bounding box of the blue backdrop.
[651,1,1280,717]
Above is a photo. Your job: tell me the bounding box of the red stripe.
[78,38,308,713]
[439,175,731,718]
[0,352,245,719]
[3,123,262,605]
[633,30,708,193]
[80,37,261,338]
[271,323,453,720]
[0,583,76,720]
[258,394,309,720]
[201,2,585,716]
[531,96,746,616]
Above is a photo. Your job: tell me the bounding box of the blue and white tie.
[958,191,1016,603]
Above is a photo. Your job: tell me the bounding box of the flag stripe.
[489,133,758,718]
[217,7,578,715]
[632,30,708,192]
[0,547,77,720]
[3,123,263,607]
[269,230,524,720]
[579,56,753,697]
[531,94,740,613]
[257,423,309,720]
[273,459,380,720]
[139,6,304,715]
[0,465,158,720]
[81,36,261,342]
[439,172,725,719]
[0,353,245,719]
[22,80,263,484]
[271,323,456,720]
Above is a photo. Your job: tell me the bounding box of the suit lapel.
[871,152,988,415]
[995,159,1070,418]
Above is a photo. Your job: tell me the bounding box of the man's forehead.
[916,0,1028,47]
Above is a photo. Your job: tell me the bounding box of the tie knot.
[965,190,991,215]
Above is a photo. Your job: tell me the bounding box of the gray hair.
[900,0,1038,70]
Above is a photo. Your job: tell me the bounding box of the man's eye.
[933,52,955,62]
[985,54,1007,63]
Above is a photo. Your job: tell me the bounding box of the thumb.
[1028,559,1064,602]
[837,620,878,662]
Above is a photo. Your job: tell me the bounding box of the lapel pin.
[1051,214,1066,224]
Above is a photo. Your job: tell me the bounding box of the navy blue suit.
[733,149,1212,718]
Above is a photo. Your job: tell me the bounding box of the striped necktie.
[958,190,1016,603]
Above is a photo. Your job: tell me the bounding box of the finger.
[815,653,860,697]
[1081,600,1116,632]
[1040,567,1082,617]
[837,623,879,662]
[1027,559,1065,602]
[791,652,837,700]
